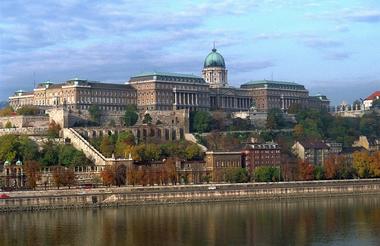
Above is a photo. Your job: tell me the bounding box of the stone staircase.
[62,128,130,166]
[184,133,208,152]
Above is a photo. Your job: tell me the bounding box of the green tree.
[124,105,138,126]
[18,136,39,161]
[254,166,281,182]
[185,144,202,160]
[40,142,59,166]
[5,121,13,128]
[266,108,286,129]
[313,166,324,180]
[0,134,18,162]
[16,106,39,116]
[191,111,212,133]
[100,136,114,157]
[142,113,153,124]
[115,131,135,157]
[89,105,101,124]
[224,168,249,183]
[371,99,380,109]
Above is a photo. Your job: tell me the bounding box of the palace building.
[9,47,329,113]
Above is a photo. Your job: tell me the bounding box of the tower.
[202,46,228,88]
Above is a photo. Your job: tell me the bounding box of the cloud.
[306,8,380,23]
[229,60,275,72]
[344,10,380,23]
[302,37,343,49]
[323,51,351,61]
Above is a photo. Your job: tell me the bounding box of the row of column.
[281,97,299,110]
[174,92,198,106]
[222,97,251,109]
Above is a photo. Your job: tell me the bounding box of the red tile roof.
[365,91,380,100]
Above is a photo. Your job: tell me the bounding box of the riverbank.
[1,179,380,212]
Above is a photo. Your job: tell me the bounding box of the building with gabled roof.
[292,140,330,166]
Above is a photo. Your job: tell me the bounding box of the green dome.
[204,48,225,68]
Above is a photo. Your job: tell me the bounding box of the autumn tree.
[63,169,76,189]
[100,136,114,157]
[24,160,41,189]
[164,158,177,184]
[100,165,116,186]
[185,144,202,160]
[370,151,380,177]
[297,161,315,181]
[52,166,65,189]
[47,120,61,138]
[353,151,372,178]
[0,106,14,117]
[324,155,338,179]
[115,164,127,186]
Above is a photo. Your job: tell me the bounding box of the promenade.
[1,179,380,212]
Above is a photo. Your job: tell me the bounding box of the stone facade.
[205,151,243,182]
[9,48,330,116]
[10,79,137,112]
[353,136,380,151]
[129,72,210,111]
[0,115,49,128]
[242,141,281,171]
[292,140,330,166]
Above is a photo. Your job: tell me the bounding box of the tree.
[89,105,101,124]
[24,160,41,189]
[0,106,14,117]
[164,158,177,184]
[100,136,114,157]
[142,113,152,124]
[16,106,39,116]
[62,168,76,189]
[100,165,116,186]
[124,105,138,126]
[115,164,127,186]
[0,134,18,162]
[47,120,61,138]
[370,151,380,177]
[18,136,39,161]
[254,166,281,182]
[115,131,135,157]
[266,108,286,129]
[224,168,249,183]
[5,121,13,128]
[58,145,89,167]
[41,142,59,166]
[191,111,212,133]
[353,151,372,178]
[298,161,315,181]
[324,155,338,179]
[52,166,65,189]
[313,166,324,180]
[185,144,202,160]
[371,99,380,109]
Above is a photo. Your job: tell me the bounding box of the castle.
[9,47,329,114]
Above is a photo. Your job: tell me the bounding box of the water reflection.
[1,196,380,246]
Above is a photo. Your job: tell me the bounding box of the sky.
[1,0,379,105]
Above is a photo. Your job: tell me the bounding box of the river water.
[1,196,380,246]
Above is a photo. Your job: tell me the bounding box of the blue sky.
[1,0,379,104]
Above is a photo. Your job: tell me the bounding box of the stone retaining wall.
[1,179,380,212]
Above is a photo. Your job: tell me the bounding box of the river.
[1,196,380,245]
